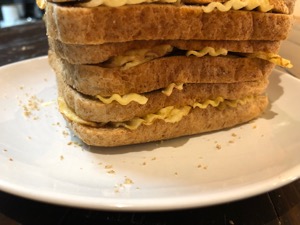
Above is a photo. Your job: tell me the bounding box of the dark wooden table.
[0,21,299,225]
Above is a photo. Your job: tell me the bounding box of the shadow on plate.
[261,69,285,120]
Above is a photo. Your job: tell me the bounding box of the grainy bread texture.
[45,3,293,44]
[49,51,274,96]
[56,69,269,123]
[49,38,281,64]
[63,95,268,147]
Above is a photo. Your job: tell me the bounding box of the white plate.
[0,56,299,211]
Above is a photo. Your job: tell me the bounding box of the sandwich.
[37,0,295,146]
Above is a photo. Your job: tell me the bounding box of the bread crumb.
[23,106,32,117]
[3,149,7,152]
[124,177,134,184]
[21,95,44,118]
[105,165,113,169]
[231,133,237,137]
[69,142,82,149]
[151,157,156,161]
[62,130,69,137]
[142,162,146,166]
[197,164,202,168]
[216,144,222,149]
[203,166,208,170]
[60,155,64,160]
[228,140,234,144]
[9,158,13,161]
[67,142,72,145]
[174,172,178,175]
[107,170,115,174]
[252,125,257,129]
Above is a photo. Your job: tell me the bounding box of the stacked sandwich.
[38,0,295,146]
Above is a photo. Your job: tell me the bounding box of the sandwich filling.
[77,0,274,13]
[37,0,282,13]
[200,0,273,12]
[101,46,292,70]
[58,95,257,130]
[103,45,173,70]
[79,0,178,7]
[96,83,184,105]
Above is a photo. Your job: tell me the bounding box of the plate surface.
[0,56,299,211]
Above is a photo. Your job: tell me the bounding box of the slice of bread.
[45,3,293,44]
[62,95,268,146]
[49,51,274,96]
[49,38,281,64]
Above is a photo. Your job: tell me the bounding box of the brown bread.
[45,3,293,44]
[63,95,268,146]
[49,51,274,96]
[49,38,281,64]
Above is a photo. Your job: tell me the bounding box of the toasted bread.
[45,3,293,44]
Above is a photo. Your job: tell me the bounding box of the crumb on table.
[216,144,222,149]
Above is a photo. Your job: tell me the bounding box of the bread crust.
[64,95,268,146]
[49,51,274,96]
[49,38,281,64]
[46,3,293,44]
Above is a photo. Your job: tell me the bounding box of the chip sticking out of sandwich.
[38,0,296,146]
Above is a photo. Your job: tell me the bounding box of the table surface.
[0,21,299,225]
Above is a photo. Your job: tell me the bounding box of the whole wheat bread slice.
[63,95,268,146]
[49,51,274,96]
[49,38,281,64]
[56,69,268,122]
[45,3,293,44]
